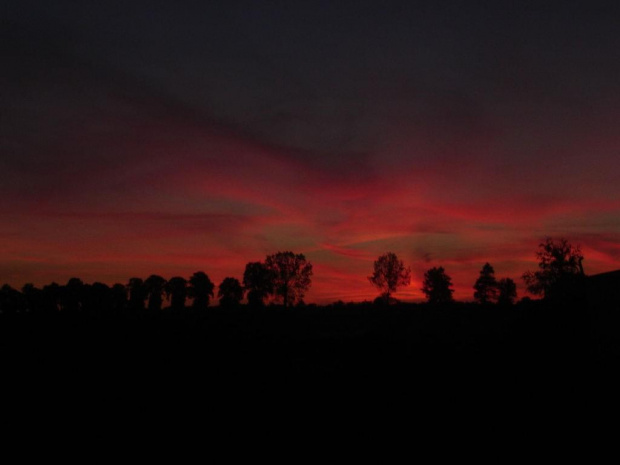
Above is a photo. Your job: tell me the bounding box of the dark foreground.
[2,300,619,421]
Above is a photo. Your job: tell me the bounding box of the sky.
[2,0,620,303]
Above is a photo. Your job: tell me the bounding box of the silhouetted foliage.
[1,284,25,314]
[144,275,167,312]
[473,263,498,304]
[373,295,400,306]
[166,276,188,311]
[188,271,215,310]
[111,283,127,314]
[522,237,585,301]
[497,278,517,306]
[264,251,313,308]
[42,282,61,314]
[218,277,244,308]
[421,267,454,304]
[61,278,84,314]
[87,282,112,317]
[22,283,43,315]
[127,278,146,312]
[368,252,411,303]
[243,262,274,307]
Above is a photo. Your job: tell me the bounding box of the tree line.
[0,251,312,316]
[369,237,585,305]
[0,238,587,315]
[368,251,517,305]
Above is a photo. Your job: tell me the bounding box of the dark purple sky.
[2,0,620,302]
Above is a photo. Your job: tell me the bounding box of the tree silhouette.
[497,278,517,306]
[522,237,585,301]
[22,283,42,315]
[144,275,167,312]
[127,278,146,312]
[473,263,498,304]
[87,282,112,317]
[264,251,313,308]
[243,262,274,307]
[111,283,127,315]
[1,284,25,315]
[421,267,454,304]
[61,278,84,314]
[368,252,411,303]
[42,282,61,314]
[188,271,215,310]
[218,277,244,308]
[166,276,188,311]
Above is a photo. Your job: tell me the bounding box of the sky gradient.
[2,1,620,303]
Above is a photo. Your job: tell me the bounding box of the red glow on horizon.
[2,114,620,304]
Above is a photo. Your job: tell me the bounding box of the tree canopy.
[144,275,167,311]
[264,251,313,308]
[188,272,215,310]
[243,261,274,307]
[166,276,188,311]
[421,266,454,304]
[218,277,244,308]
[497,278,517,305]
[127,277,146,312]
[473,262,498,304]
[522,237,584,301]
[368,252,411,303]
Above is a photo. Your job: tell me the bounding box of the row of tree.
[0,251,312,315]
[367,253,516,305]
[0,238,586,315]
[367,237,585,305]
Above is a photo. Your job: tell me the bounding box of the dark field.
[3,301,618,408]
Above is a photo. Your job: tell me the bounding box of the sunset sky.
[2,1,620,303]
